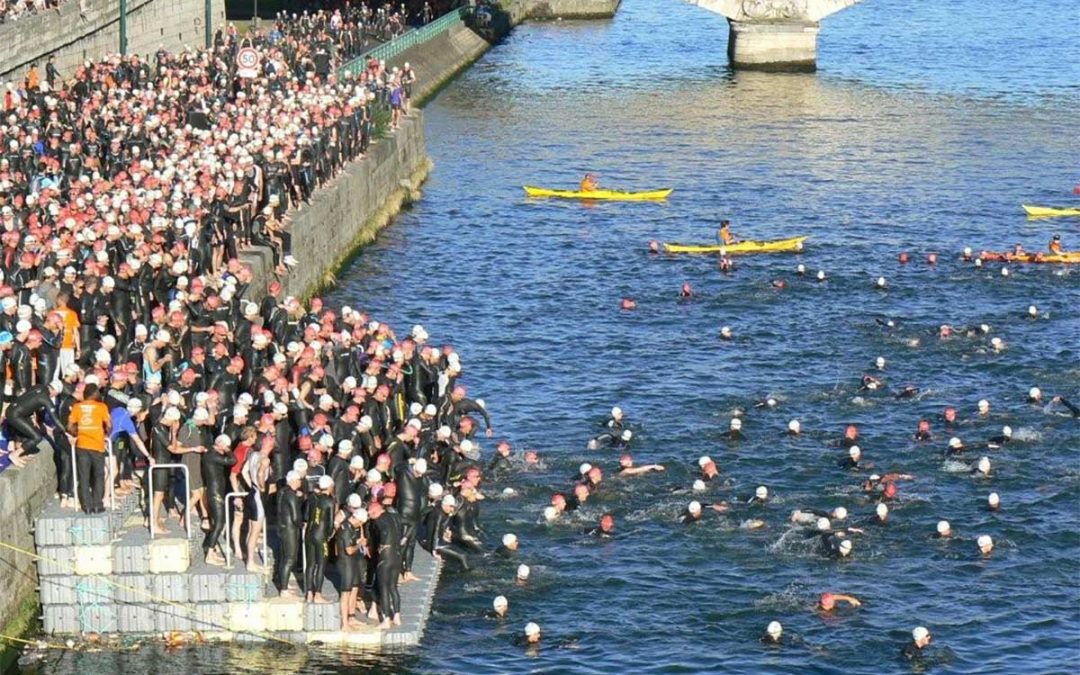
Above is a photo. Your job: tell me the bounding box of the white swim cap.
[788,419,800,433]
[730,418,742,431]
[621,429,632,441]
[503,487,517,496]
[1028,305,1037,317]
[318,475,334,490]
[755,486,768,500]
[442,495,457,508]
[516,564,530,580]
[493,595,508,610]
[875,356,886,369]
[611,406,622,417]
[285,471,300,482]
[428,483,444,498]
[1001,267,1009,276]
[936,520,950,535]
[413,459,428,474]
[991,337,1004,350]
[698,456,712,468]
[876,503,888,518]
[913,626,929,641]
[988,492,1000,506]
[349,456,364,469]
[876,276,886,287]
[424,404,437,416]
[833,507,847,521]
[543,506,558,522]
[766,621,782,637]
[1001,425,1012,438]
[720,326,732,338]
[977,456,991,474]
[293,458,309,471]
[579,463,592,476]
[688,501,702,514]
[354,508,369,523]
[765,398,777,408]
[849,445,861,459]
[975,257,983,267]
[692,479,706,492]
[524,621,540,636]
[963,246,972,257]
[838,539,852,555]
[460,440,474,453]
[366,469,382,483]
[816,517,831,531]
[1028,386,1041,400]
[978,399,990,410]
[949,437,962,449]
[346,494,362,509]
[977,534,993,549]
[502,533,517,547]
[816,270,826,281]
[337,440,353,455]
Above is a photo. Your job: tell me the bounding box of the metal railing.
[148,462,191,539]
[69,439,116,518]
[338,6,472,78]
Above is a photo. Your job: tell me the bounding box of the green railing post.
[205,0,213,48]
[119,0,128,55]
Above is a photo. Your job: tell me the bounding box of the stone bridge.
[691,0,864,71]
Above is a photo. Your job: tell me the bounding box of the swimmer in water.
[1050,395,1080,418]
[753,396,778,410]
[494,533,519,559]
[934,520,952,538]
[838,445,862,470]
[942,406,958,427]
[818,592,862,612]
[620,298,636,310]
[679,282,694,298]
[720,326,734,341]
[944,436,967,455]
[679,500,728,524]
[487,595,509,619]
[699,456,720,481]
[860,374,884,391]
[971,456,992,477]
[617,453,665,476]
[522,621,541,645]
[914,419,933,442]
[746,486,769,506]
[719,256,734,274]
[761,621,784,645]
[986,426,1012,449]
[524,450,541,465]
[902,626,932,661]
[565,483,591,511]
[987,492,1000,511]
[726,417,744,441]
[590,513,615,538]
[840,424,859,448]
[895,385,919,400]
[864,503,890,526]
[648,240,660,254]
[786,419,801,436]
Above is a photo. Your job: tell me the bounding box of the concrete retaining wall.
[523,0,622,21]
[0,0,227,83]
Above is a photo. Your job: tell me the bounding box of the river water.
[32,0,1079,673]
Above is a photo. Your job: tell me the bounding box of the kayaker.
[580,173,599,192]
[1048,234,1062,254]
[717,220,737,246]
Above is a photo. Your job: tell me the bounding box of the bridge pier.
[727,20,819,72]
[692,0,863,72]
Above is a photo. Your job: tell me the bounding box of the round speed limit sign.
[236,47,261,78]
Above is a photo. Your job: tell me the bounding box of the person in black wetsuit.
[902,626,933,662]
[4,381,62,465]
[487,440,513,479]
[422,494,471,570]
[336,499,367,631]
[276,470,305,597]
[590,514,616,538]
[1050,395,1080,417]
[438,385,494,438]
[395,456,430,580]
[304,475,337,603]
[368,498,403,628]
[201,434,237,565]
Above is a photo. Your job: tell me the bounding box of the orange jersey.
[57,307,79,349]
[69,400,110,451]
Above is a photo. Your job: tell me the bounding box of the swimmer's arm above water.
[1051,396,1080,417]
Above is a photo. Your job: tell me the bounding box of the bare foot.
[378,619,391,630]
[393,614,401,626]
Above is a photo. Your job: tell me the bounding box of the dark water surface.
[33,0,1079,673]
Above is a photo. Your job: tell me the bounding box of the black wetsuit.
[304,492,335,596]
[395,465,428,573]
[4,383,53,452]
[276,486,303,592]
[421,506,470,570]
[336,519,363,593]
[371,509,403,620]
[201,448,237,556]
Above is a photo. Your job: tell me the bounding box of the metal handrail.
[148,462,191,539]
[67,438,114,517]
[338,6,472,77]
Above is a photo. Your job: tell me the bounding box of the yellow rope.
[0,540,295,647]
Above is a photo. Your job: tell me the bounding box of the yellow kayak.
[663,236,808,255]
[523,186,673,201]
[1022,204,1080,217]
